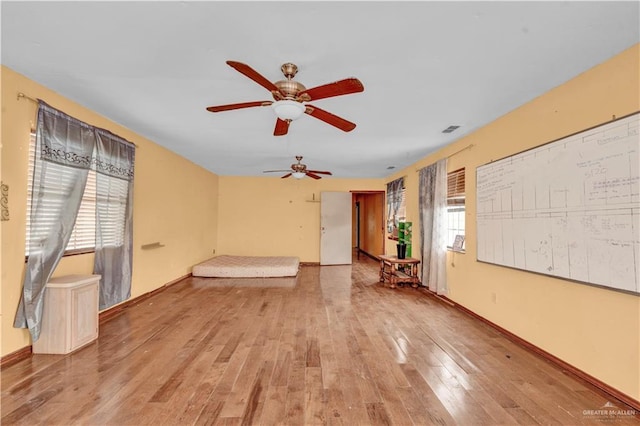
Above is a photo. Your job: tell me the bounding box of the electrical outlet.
[491,292,497,304]
[212,248,216,254]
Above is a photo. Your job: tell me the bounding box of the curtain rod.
[17,92,38,103]
[17,92,139,148]
[415,143,474,172]
[446,143,474,158]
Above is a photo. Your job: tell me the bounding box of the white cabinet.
[33,274,101,355]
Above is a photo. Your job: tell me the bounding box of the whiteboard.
[476,113,640,295]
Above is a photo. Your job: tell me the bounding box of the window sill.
[25,248,95,263]
[447,248,466,253]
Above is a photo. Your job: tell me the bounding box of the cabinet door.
[71,283,99,349]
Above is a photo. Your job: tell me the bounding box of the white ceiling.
[2,1,639,178]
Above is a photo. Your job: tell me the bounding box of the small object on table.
[378,255,421,289]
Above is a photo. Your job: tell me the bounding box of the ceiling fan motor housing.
[274,80,306,100]
[273,63,308,101]
[292,156,307,172]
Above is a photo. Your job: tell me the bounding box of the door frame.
[351,190,386,259]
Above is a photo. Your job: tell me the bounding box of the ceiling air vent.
[442,125,460,134]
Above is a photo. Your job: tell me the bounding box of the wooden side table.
[379,255,421,289]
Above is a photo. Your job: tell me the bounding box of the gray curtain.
[94,129,135,310]
[419,159,448,294]
[386,177,404,232]
[14,101,96,341]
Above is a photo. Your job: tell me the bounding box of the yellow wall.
[217,177,383,263]
[1,66,219,356]
[387,44,640,401]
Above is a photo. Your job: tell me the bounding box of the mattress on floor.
[192,255,300,278]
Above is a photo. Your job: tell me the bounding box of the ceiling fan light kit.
[291,172,306,179]
[271,100,305,121]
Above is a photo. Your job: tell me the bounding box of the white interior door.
[320,191,352,265]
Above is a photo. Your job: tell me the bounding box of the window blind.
[96,176,128,247]
[25,133,96,255]
[447,168,465,206]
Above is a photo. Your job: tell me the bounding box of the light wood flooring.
[2,254,638,425]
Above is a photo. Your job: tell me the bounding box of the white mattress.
[192,255,300,278]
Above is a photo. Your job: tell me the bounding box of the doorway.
[352,191,385,259]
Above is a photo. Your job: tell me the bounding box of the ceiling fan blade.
[274,118,290,136]
[298,78,364,102]
[263,169,292,173]
[226,61,281,94]
[306,170,333,175]
[304,105,357,132]
[305,172,322,180]
[206,101,272,113]
[281,173,292,179]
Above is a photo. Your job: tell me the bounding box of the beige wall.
[1,66,220,356]
[387,44,640,401]
[217,177,383,263]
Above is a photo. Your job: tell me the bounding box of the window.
[386,177,405,240]
[25,133,97,256]
[391,186,406,239]
[446,168,465,249]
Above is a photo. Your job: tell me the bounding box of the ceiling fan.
[206,61,364,136]
[263,156,332,180]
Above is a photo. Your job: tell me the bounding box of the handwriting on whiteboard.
[476,113,639,294]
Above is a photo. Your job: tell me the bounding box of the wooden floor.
[2,254,638,425]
